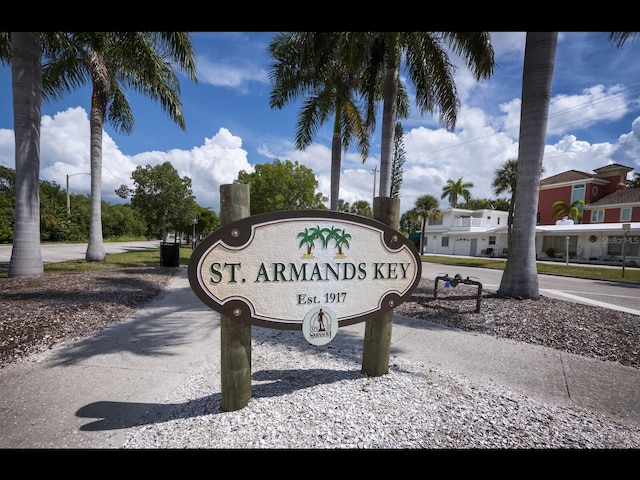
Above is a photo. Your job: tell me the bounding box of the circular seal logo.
[302,306,338,345]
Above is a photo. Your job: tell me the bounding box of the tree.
[0,166,16,243]
[492,158,518,248]
[457,198,509,210]
[102,203,146,239]
[441,177,474,208]
[368,33,495,198]
[269,33,380,211]
[130,161,197,242]
[0,165,150,243]
[192,206,220,239]
[39,179,68,241]
[236,159,328,214]
[7,33,44,277]
[1,32,76,275]
[628,172,640,189]
[414,194,441,255]
[42,32,197,262]
[498,32,558,300]
[348,200,373,217]
[551,199,585,223]
[337,199,351,213]
[114,184,131,199]
[390,121,405,199]
[608,32,640,48]
[399,208,421,242]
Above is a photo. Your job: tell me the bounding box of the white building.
[417,208,639,266]
[418,208,510,257]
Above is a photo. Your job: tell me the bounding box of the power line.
[409,82,640,164]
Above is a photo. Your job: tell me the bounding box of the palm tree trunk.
[378,39,399,199]
[507,191,515,250]
[498,32,558,299]
[86,93,106,262]
[330,127,342,211]
[9,32,44,277]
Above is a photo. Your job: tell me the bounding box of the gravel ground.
[2,267,639,448]
[0,267,176,366]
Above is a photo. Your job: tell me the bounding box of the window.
[621,208,631,222]
[441,236,449,247]
[572,184,585,203]
[489,236,496,245]
[606,235,639,256]
[591,210,604,223]
[572,184,585,219]
[542,235,578,256]
[429,218,443,226]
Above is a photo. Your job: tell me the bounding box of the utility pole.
[372,165,377,206]
[66,172,90,215]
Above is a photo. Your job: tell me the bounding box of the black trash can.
[160,242,180,267]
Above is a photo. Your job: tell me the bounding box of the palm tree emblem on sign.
[297,225,351,259]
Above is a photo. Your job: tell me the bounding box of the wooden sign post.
[219,184,251,412]
[189,188,420,411]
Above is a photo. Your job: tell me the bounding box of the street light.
[192,218,198,251]
[66,172,90,215]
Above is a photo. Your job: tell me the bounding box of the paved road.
[0,241,161,271]
[1,241,639,315]
[422,262,640,316]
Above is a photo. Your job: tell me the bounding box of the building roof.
[540,163,635,187]
[586,188,640,207]
[540,169,595,186]
[592,163,634,173]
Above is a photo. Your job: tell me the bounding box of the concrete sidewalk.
[1,266,638,448]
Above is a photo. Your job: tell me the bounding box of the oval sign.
[188,210,422,330]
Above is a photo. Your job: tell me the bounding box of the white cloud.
[197,56,269,93]
[547,84,631,136]
[613,116,640,162]
[7,107,254,214]
[3,93,640,223]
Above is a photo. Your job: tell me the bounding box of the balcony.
[450,217,494,231]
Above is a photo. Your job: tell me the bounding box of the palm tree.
[498,32,558,300]
[349,200,373,217]
[441,177,474,208]
[414,194,441,255]
[492,159,518,248]
[1,33,77,277]
[608,32,640,48]
[609,33,639,192]
[366,33,495,198]
[6,33,44,277]
[328,228,351,257]
[42,32,197,262]
[551,199,585,223]
[390,121,405,199]
[269,32,381,211]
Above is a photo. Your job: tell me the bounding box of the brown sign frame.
[188,209,422,330]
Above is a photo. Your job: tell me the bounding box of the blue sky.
[1,31,640,216]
